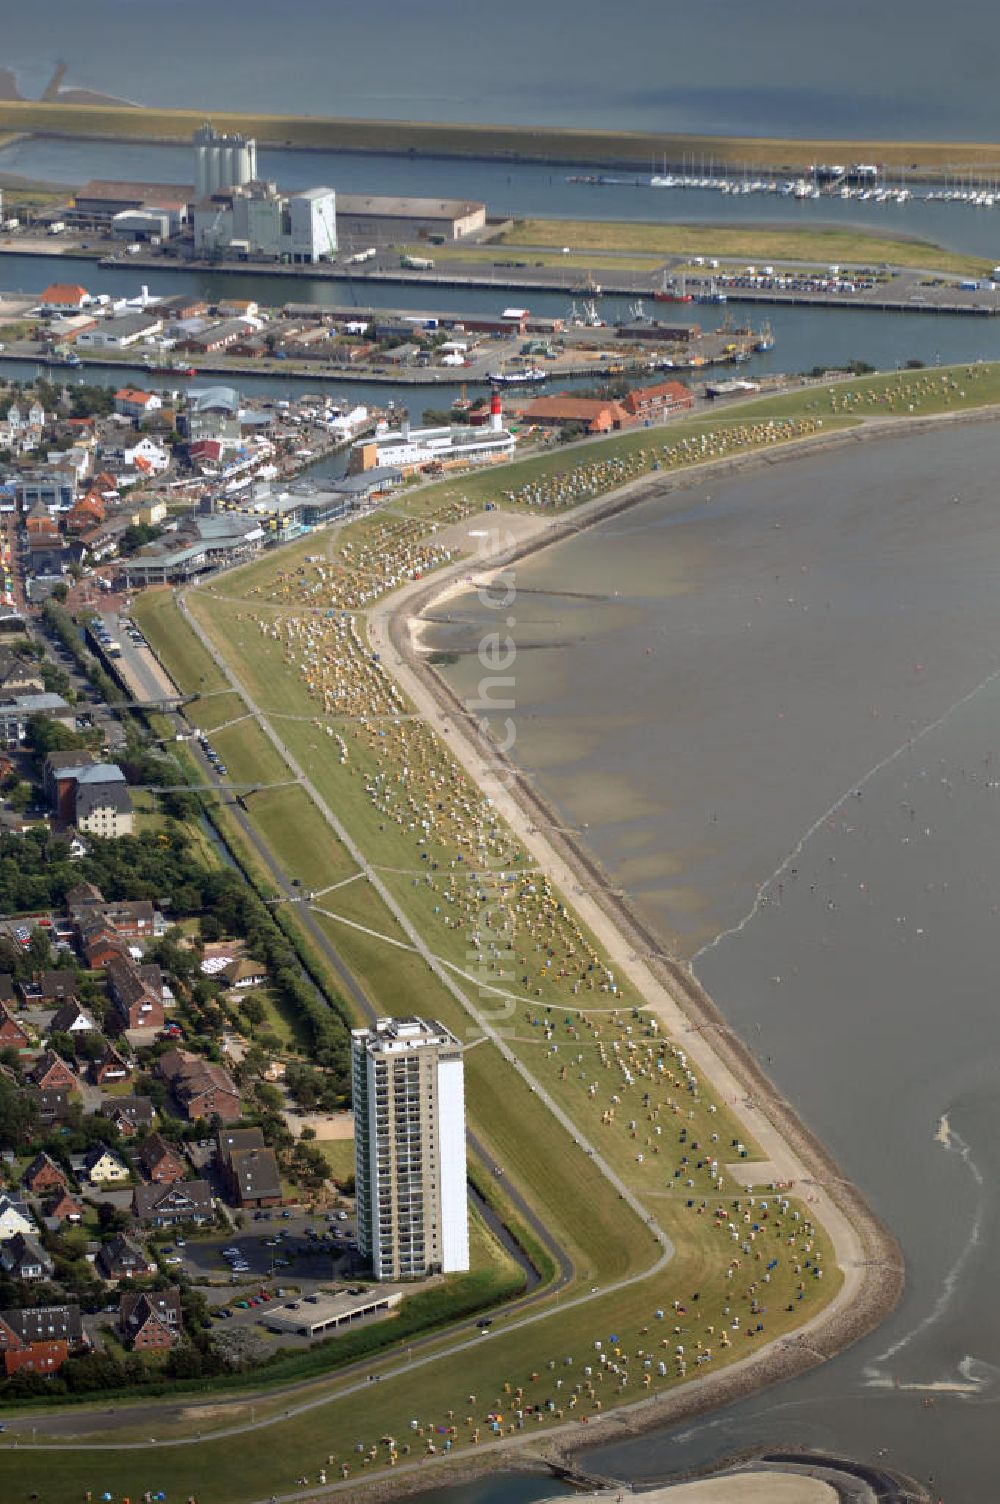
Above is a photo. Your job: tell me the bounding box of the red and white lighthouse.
[490,389,503,432]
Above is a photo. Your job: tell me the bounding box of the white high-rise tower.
[352,1017,469,1280]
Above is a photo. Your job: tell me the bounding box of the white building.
[349,394,515,477]
[193,124,257,200]
[0,1195,34,1241]
[352,1016,468,1281]
[123,436,170,475]
[194,181,336,264]
[76,312,163,350]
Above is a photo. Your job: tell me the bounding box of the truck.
[401,254,434,271]
[47,221,65,235]
[347,247,377,265]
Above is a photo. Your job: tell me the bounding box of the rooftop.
[337,194,483,219]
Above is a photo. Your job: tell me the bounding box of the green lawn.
[132,590,228,695]
[501,217,987,276]
[316,1138,354,1181]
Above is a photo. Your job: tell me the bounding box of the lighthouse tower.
[490,389,503,433]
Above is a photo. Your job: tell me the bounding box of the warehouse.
[70,181,192,233]
[336,194,485,243]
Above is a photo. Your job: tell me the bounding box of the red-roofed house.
[65,492,106,534]
[520,396,631,434]
[114,389,163,422]
[621,380,693,421]
[39,284,90,314]
[4,1339,69,1377]
[0,1002,28,1051]
[45,1189,83,1224]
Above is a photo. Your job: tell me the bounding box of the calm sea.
[4,0,1000,141]
[422,422,1000,1501]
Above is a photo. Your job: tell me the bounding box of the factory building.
[69,181,192,234]
[194,181,337,264]
[336,194,485,244]
[193,124,257,200]
[352,1017,468,1281]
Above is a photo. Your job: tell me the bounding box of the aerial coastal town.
[0,11,998,1504]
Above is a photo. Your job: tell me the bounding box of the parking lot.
[157,1212,362,1345]
[162,1212,357,1286]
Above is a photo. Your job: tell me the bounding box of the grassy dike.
[3,98,1000,174]
[5,373,979,1498]
[499,218,988,277]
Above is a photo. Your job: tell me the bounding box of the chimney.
[490,390,502,433]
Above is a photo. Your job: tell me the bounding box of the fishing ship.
[488,366,548,386]
[653,273,693,304]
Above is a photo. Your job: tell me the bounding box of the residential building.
[91,1042,131,1086]
[38,284,91,313]
[222,957,267,989]
[157,1049,241,1123]
[114,388,163,422]
[3,1339,68,1377]
[72,766,135,838]
[0,648,44,696]
[0,1304,84,1350]
[100,1096,154,1137]
[132,1179,213,1227]
[351,1016,469,1280]
[81,1144,130,1186]
[0,1195,34,1241]
[22,1152,67,1196]
[28,1086,72,1126]
[44,1190,83,1225]
[620,379,693,421]
[0,1001,28,1050]
[119,1287,182,1350]
[49,1001,96,1036]
[1,1231,54,1282]
[29,1050,77,1094]
[137,1133,186,1184]
[107,957,164,1031]
[217,1128,281,1208]
[24,971,78,1004]
[96,1232,155,1281]
[121,436,171,475]
[0,693,75,748]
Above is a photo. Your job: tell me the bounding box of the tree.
[24,714,88,756]
[0,1076,39,1149]
[47,1030,77,1061]
[240,995,266,1030]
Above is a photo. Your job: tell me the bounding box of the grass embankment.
[2,99,1000,173]
[48,380,984,1495]
[500,218,986,277]
[133,594,654,1287]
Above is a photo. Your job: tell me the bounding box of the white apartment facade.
[352,1016,468,1281]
